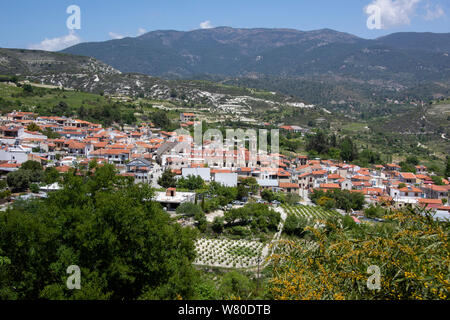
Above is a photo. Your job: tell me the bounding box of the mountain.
[376,32,450,52]
[62,27,450,82]
[0,48,310,113]
[0,48,119,76]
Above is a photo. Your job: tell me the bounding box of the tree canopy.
[0,164,198,300]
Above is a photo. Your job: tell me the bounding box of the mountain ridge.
[61,27,450,81]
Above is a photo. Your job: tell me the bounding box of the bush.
[284,215,309,237]
[30,184,40,194]
[269,209,450,300]
[212,217,225,234]
[176,202,203,217]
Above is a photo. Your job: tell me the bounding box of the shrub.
[176,202,203,217]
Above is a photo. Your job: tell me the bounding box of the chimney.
[166,188,176,197]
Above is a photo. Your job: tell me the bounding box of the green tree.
[7,170,31,192]
[176,202,203,217]
[340,137,358,162]
[177,175,205,191]
[26,123,41,132]
[219,271,254,299]
[151,110,171,130]
[445,157,450,178]
[0,164,199,300]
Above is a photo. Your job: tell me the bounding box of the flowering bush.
[269,209,450,300]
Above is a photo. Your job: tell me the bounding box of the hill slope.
[62,27,450,82]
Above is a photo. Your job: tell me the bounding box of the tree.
[23,84,34,94]
[446,157,450,178]
[43,167,60,185]
[306,131,329,155]
[431,176,444,186]
[7,170,31,192]
[194,210,207,233]
[27,123,41,132]
[261,189,275,202]
[240,177,259,195]
[176,202,203,217]
[283,215,308,237]
[236,184,249,201]
[340,137,357,162]
[0,164,199,300]
[219,271,254,299]
[177,175,205,191]
[158,170,177,189]
[212,216,225,234]
[151,110,171,129]
[30,184,40,194]
[21,160,43,172]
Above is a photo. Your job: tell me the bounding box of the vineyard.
[194,238,265,269]
[282,204,340,220]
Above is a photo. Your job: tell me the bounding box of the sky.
[0,0,448,51]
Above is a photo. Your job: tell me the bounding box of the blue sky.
[0,0,448,51]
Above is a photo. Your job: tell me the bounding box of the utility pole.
[256,254,262,295]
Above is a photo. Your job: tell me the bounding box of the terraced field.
[282,204,340,220]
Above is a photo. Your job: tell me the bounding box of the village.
[0,110,449,222]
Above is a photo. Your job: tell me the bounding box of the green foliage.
[270,209,450,300]
[30,184,40,194]
[219,271,254,299]
[176,175,205,191]
[26,122,41,132]
[340,137,357,162]
[0,164,198,300]
[151,110,172,130]
[212,216,225,234]
[194,210,207,233]
[311,189,365,212]
[364,205,388,219]
[224,203,281,234]
[431,176,444,186]
[176,202,203,217]
[7,170,32,192]
[43,167,61,185]
[260,189,285,203]
[446,157,450,178]
[284,215,309,237]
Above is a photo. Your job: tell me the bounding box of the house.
[386,163,401,171]
[215,172,238,187]
[182,167,211,182]
[125,158,154,184]
[153,188,195,211]
[415,165,428,174]
[399,172,417,184]
[180,113,195,123]
[279,182,300,194]
[89,148,130,165]
[422,185,449,200]
[320,183,341,191]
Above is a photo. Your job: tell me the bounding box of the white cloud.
[424,3,445,20]
[109,32,125,40]
[364,0,421,28]
[28,30,81,51]
[200,20,213,29]
[137,28,147,36]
